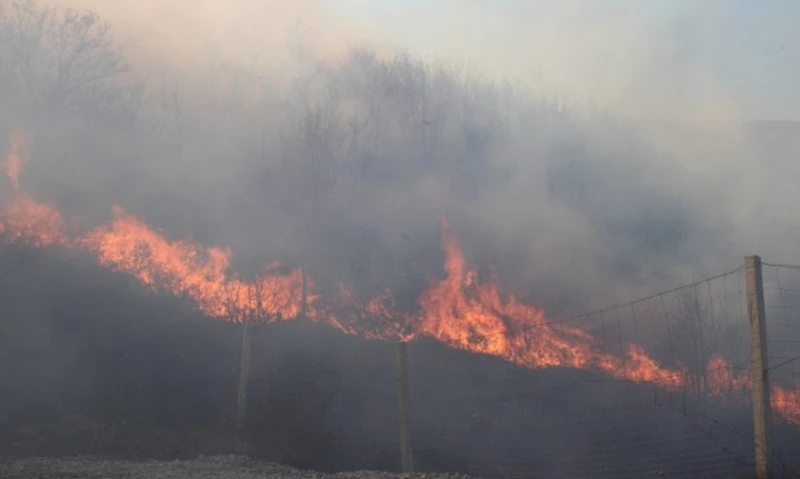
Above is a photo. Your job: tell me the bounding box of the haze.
[2,1,800,476]
[47,0,800,121]
[3,0,800,313]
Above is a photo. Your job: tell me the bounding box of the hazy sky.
[12,0,800,303]
[331,0,799,121]
[46,0,799,121]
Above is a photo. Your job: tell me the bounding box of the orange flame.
[705,355,751,398]
[2,131,800,426]
[0,132,63,247]
[84,206,305,321]
[705,356,800,424]
[415,219,686,389]
[0,196,64,248]
[773,386,800,426]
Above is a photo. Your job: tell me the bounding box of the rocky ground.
[0,455,476,478]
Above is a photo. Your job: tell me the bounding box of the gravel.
[0,455,477,478]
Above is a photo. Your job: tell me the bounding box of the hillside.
[1,244,791,478]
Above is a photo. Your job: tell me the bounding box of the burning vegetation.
[2,131,799,428]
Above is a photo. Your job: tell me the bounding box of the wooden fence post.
[745,255,773,479]
[395,341,414,474]
[236,321,254,435]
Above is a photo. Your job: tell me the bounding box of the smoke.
[45,0,785,122]
[0,0,778,319]
[1,0,797,337]
[39,0,374,69]
[4,1,800,475]
[3,0,793,314]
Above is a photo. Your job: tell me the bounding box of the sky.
[42,0,800,121]
[330,0,799,121]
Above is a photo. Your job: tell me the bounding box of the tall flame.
[83,206,305,321]
[0,132,63,247]
[416,219,686,387]
[2,131,799,426]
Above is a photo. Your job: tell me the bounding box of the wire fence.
[407,381,757,478]
[369,257,800,478]
[397,264,771,478]
[4,247,800,478]
[763,262,800,467]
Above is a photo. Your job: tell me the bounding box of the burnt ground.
[0,245,798,478]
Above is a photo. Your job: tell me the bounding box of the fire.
[0,132,63,247]
[415,219,686,389]
[773,386,800,426]
[705,356,800,424]
[2,131,800,426]
[0,195,64,248]
[705,355,751,398]
[330,285,412,340]
[84,206,306,321]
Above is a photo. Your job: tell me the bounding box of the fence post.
[395,341,414,474]
[236,321,254,435]
[745,255,773,479]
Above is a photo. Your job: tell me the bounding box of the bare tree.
[0,0,139,120]
[222,281,246,324]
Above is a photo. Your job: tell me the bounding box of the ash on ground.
[0,455,476,478]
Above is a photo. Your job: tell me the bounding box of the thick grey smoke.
[3,2,800,476]
[1,0,798,315]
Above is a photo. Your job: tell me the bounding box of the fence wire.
[763,262,800,465]
[4,249,800,477]
[402,265,785,478]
